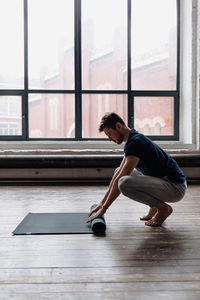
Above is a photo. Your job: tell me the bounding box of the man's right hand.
[86,204,107,223]
[88,204,102,217]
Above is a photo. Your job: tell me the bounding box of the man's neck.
[123,127,131,142]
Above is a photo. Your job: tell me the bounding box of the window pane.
[0,96,22,135]
[82,94,127,138]
[134,97,174,135]
[82,0,127,90]
[29,94,75,138]
[131,0,177,90]
[28,0,74,90]
[0,0,24,89]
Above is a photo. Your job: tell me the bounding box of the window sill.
[0,140,199,155]
[0,152,199,182]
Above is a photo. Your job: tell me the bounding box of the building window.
[0,96,22,136]
[0,0,180,141]
[28,94,75,138]
[0,123,20,136]
[0,96,20,117]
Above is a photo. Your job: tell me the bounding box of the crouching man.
[87,112,187,227]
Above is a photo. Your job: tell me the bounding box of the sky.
[0,0,177,81]
[0,0,24,78]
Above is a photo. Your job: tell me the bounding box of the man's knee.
[118,176,132,194]
[114,167,120,174]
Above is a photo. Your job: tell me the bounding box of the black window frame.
[0,0,180,141]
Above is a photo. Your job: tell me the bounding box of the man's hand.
[86,204,107,223]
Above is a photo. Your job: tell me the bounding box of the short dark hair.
[99,112,125,132]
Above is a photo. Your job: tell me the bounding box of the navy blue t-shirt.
[124,129,186,183]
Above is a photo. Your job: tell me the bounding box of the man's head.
[99,112,126,144]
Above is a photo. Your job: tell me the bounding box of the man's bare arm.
[87,155,139,222]
[99,155,126,205]
[87,156,126,218]
[102,156,139,209]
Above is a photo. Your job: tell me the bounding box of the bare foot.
[145,203,173,227]
[140,207,158,221]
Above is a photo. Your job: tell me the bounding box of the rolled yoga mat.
[89,204,106,235]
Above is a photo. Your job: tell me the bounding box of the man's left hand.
[86,205,107,223]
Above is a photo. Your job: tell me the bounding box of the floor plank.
[0,184,199,299]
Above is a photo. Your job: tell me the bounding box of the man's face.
[103,127,124,144]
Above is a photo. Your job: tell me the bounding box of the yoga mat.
[12,205,106,235]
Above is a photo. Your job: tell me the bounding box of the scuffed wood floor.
[0,184,200,300]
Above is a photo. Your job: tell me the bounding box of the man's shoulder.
[127,131,146,145]
[124,132,146,157]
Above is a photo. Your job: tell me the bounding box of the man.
[86,112,187,227]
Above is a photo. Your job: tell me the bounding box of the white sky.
[0,0,24,77]
[131,0,176,54]
[0,0,177,79]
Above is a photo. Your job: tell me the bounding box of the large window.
[0,0,24,89]
[131,0,177,90]
[28,0,74,90]
[0,0,179,141]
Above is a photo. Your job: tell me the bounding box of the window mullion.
[23,0,28,140]
[74,0,82,140]
[127,0,133,128]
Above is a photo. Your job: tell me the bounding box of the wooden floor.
[0,183,200,300]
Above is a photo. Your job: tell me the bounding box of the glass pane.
[0,0,24,89]
[82,94,127,138]
[134,97,174,135]
[131,0,177,90]
[29,94,75,138]
[0,96,22,135]
[28,0,74,89]
[82,0,127,90]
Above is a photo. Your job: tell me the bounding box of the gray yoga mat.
[13,205,106,236]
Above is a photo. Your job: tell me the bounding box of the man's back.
[124,129,186,183]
